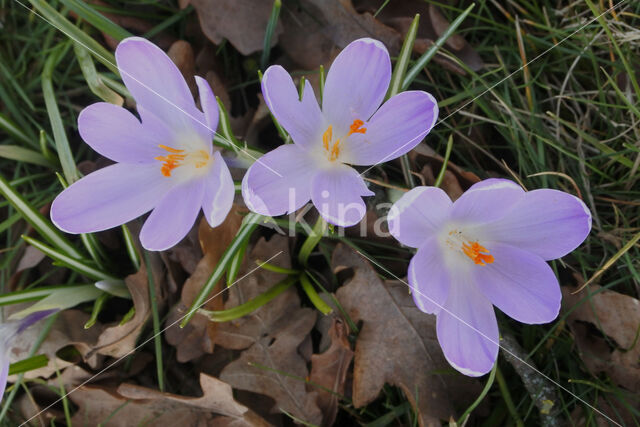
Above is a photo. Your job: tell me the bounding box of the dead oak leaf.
[219,306,321,425]
[563,284,640,393]
[91,251,165,358]
[215,235,297,350]
[332,244,481,426]
[69,373,269,426]
[192,0,283,55]
[310,317,354,427]
[165,207,244,362]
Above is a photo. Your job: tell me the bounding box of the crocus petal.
[451,178,524,224]
[140,179,205,251]
[408,237,450,314]
[78,103,166,163]
[51,164,171,233]
[340,91,438,165]
[437,276,499,376]
[387,186,452,248]
[115,37,207,140]
[311,165,374,227]
[0,357,8,399]
[16,310,57,334]
[322,38,391,133]
[202,152,234,228]
[195,76,219,141]
[261,65,325,149]
[481,189,592,260]
[473,242,560,324]
[242,144,317,216]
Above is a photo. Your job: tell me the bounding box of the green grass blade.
[261,0,282,70]
[0,145,56,168]
[27,0,118,74]
[42,44,80,184]
[402,3,475,90]
[0,173,83,259]
[57,0,132,41]
[387,13,419,99]
[22,235,116,281]
[74,42,124,105]
[181,212,263,327]
[0,113,32,145]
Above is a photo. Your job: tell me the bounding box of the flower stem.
[299,272,332,315]
[433,134,454,188]
[144,250,164,391]
[457,362,497,424]
[496,365,525,427]
[297,216,327,266]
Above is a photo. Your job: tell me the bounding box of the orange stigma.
[155,145,209,177]
[348,119,367,136]
[461,241,495,265]
[322,120,366,162]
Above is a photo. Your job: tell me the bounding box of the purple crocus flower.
[242,38,438,227]
[387,179,592,376]
[1,310,57,401]
[51,37,234,251]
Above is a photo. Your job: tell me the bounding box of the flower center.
[322,119,367,162]
[155,144,210,177]
[446,230,495,266]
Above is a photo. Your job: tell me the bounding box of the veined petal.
[481,189,592,260]
[115,37,208,141]
[311,164,374,227]
[202,152,234,228]
[388,186,452,248]
[78,103,165,163]
[341,91,438,165]
[322,38,391,133]
[140,179,205,251]
[261,65,325,149]
[437,276,499,377]
[242,144,316,216]
[451,179,524,224]
[195,76,219,143]
[51,163,171,233]
[408,237,450,314]
[474,242,561,324]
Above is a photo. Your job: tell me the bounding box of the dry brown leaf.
[563,284,640,392]
[215,235,297,350]
[168,40,197,95]
[310,317,354,427]
[8,310,102,380]
[332,244,481,426]
[165,207,245,362]
[192,0,283,55]
[69,373,269,426]
[355,0,484,74]
[91,252,165,358]
[216,235,322,424]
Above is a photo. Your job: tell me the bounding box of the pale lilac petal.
[0,358,8,400]
[16,309,57,334]
[451,179,524,224]
[322,38,391,133]
[473,243,560,324]
[408,237,450,314]
[115,37,207,141]
[78,103,166,163]
[311,165,374,227]
[242,144,317,216]
[195,76,219,141]
[387,186,452,248]
[481,189,592,260]
[437,276,499,377]
[51,163,171,233]
[140,179,205,251]
[340,91,438,165]
[261,65,325,149]
[202,152,234,228]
